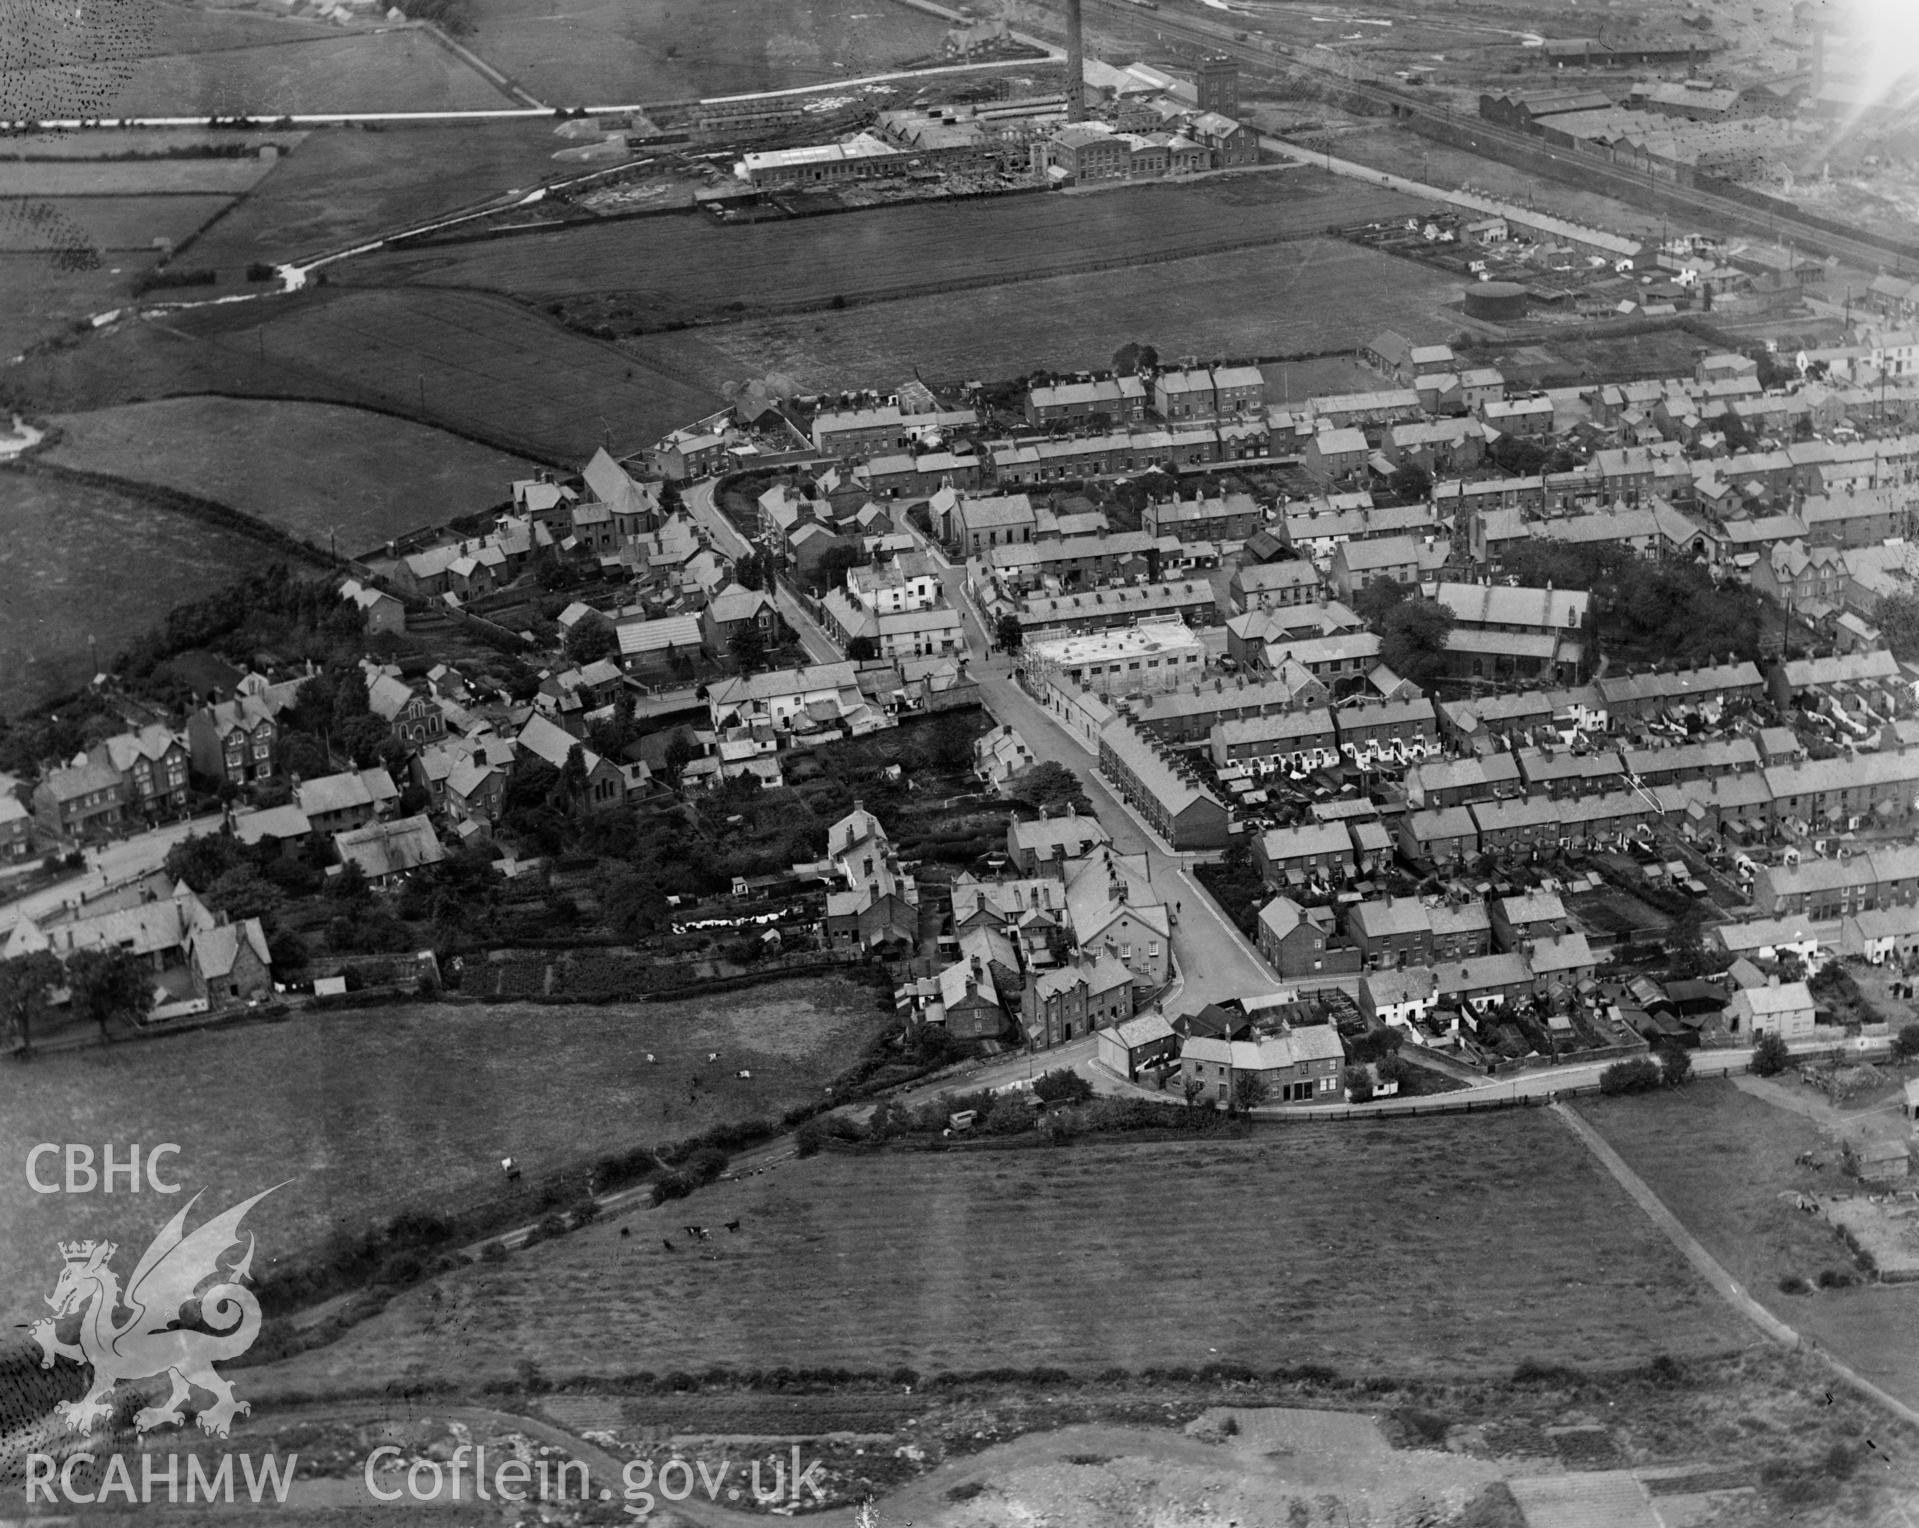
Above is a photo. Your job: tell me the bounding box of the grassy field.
[0,978,891,1331]
[253,1109,1753,1392]
[346,170,1424,317]
[182,121,571,276]
[0,160,275,197]
[0,194,236,253]
[0,252,137,358]
[9,29,518,120]
[129,2,350,55]
[9,177,1443,457]
[1260,355,1382,404]
[460,0,953,108]
[1579,1080,1919,1412]
[45,396,540,554]
[628,236,1464,393]
[0,467,315,709]
[168,287,719,459]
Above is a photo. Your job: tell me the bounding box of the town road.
[898,516,994,655]
[892,520,1280,1008]
[967,660,1278,1009]
[885,1033,1102,1110]
[683,477,843,666]
[0,812,224,937]
[688,474,1276,1007]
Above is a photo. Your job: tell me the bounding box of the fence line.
[1252,1050,1756,1122]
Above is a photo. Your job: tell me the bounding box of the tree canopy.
[65,947,153,1041]
[1879,592,1919,662]
[1353,578,1411,626]
[728,625,769,675]
[1378,597,1456,691]
[1387,461,1433,502]
[564,612,617,665]
[1010,760,1088,813]
[0,951,63,1058]
[814,543,865,592]
[1500,542,1766,667]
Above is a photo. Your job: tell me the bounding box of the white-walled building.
[1022,622,1205,700]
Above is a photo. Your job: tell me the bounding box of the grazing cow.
[736,1069,753,1080]
[724,1219,742,1233]
[662,1240,676,1252]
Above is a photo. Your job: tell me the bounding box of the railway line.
[1075,0,1917,276]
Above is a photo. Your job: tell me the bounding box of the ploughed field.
[254,1109,1754,1394]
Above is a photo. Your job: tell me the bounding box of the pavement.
[683,478,843,666]
[967,661,1277,1010]
[0,812,224,937]
[1251,1046,1758,1118]
[678,476,1276,1008]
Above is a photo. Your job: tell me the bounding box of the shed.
[1848,1135,1910,1182]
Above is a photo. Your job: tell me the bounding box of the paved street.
[683,478,844,665]
[894,516,993,654]
[680,474,1285,1009]
[0,812,224,936]
[967,660,1278,1009]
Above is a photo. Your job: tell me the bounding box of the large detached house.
[31,757,127,842]
[93,725,191,819]
[188,695,277,785]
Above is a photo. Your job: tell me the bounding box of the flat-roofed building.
[1023,621,1205,699]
